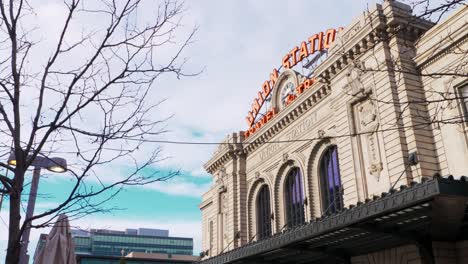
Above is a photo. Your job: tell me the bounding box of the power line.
[118,116,467,146]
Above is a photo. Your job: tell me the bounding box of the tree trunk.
[5,170,24,264]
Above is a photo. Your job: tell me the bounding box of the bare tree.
[0,0,196,263]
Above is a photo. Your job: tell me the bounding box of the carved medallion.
[318,129,326,138]
[358,102,377,128]
[254,171,260,179]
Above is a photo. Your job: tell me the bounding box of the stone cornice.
[204,143,234,174]
[199,198,213,210]
[414,6,468,69]
[315,1,432,83]
[242,82,331,155]
[204,133,245,174]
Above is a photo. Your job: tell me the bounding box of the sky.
[3,0,442,261]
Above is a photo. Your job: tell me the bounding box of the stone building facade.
[199,1,468,263]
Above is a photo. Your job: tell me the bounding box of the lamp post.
[7,152,67,264]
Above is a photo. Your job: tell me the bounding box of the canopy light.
[7,152,16,166]
[6,151,67,173]
[47,157,67,173]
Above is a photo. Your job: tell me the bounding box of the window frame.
[319,145,344,216]
[459,84,468,123]
[256,185,272,240]
[283,167,305,228]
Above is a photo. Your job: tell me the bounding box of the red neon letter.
[296,83,305,94]
[270,68,279,86]
[289,46,299,67]
[262,81,271,98]
[246,111,254,127]
[257,91,264,103]
[298,41,309,62]
[282,54,291,69]
[252,98,261,114]
[324,29,337,49]
[308,34,319,55]
[318,32,324,51]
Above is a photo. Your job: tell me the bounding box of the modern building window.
[284,167,305,228]
[461,85,468,122]
[256,185,272,240]
[319,145,343,215]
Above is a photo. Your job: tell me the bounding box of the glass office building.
[72,229,193,257]
[34,228,194,264]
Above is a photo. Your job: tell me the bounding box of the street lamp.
[7,151,67,264]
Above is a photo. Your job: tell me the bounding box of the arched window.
[284,167,305,227]
[256,185,272,240]
[319,145,343,215]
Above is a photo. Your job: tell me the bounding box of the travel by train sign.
[244,28,342,139]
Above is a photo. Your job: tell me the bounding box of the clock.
[280,81,295,107]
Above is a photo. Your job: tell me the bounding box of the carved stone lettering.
[260,144,281,161]
[285,112,317,141]
[258,112,318,162]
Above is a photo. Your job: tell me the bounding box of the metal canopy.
[198,176,468,264]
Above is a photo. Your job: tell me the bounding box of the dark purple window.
[256,185,272,240]
[284,167,305,227]
[320,145,343,215]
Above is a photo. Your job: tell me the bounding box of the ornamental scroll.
[355,99,383,182]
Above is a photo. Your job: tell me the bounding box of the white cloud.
[146,178,212,198]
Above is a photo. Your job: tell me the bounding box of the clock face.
[280,81,295,107]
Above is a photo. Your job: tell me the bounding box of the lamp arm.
[0,174,13,191]
[0,162,15,172]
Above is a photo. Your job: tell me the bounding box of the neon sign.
[244,28,342,139]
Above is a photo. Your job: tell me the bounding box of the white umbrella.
[34,214,77,264]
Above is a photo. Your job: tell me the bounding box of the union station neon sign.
[244,28,342,139]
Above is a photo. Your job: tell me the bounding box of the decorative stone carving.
[318,129,326,138]
[369,162,383,179]
[218,185,226,193]
[355,99,384,182]
[216,167,227,186]
[343,61,368,96]
[367,134,383,181]
[282,153,289,163]
[219,167,226,175]
[219,191,229,248]
[254,171,260,179]
[358,102,377,130]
